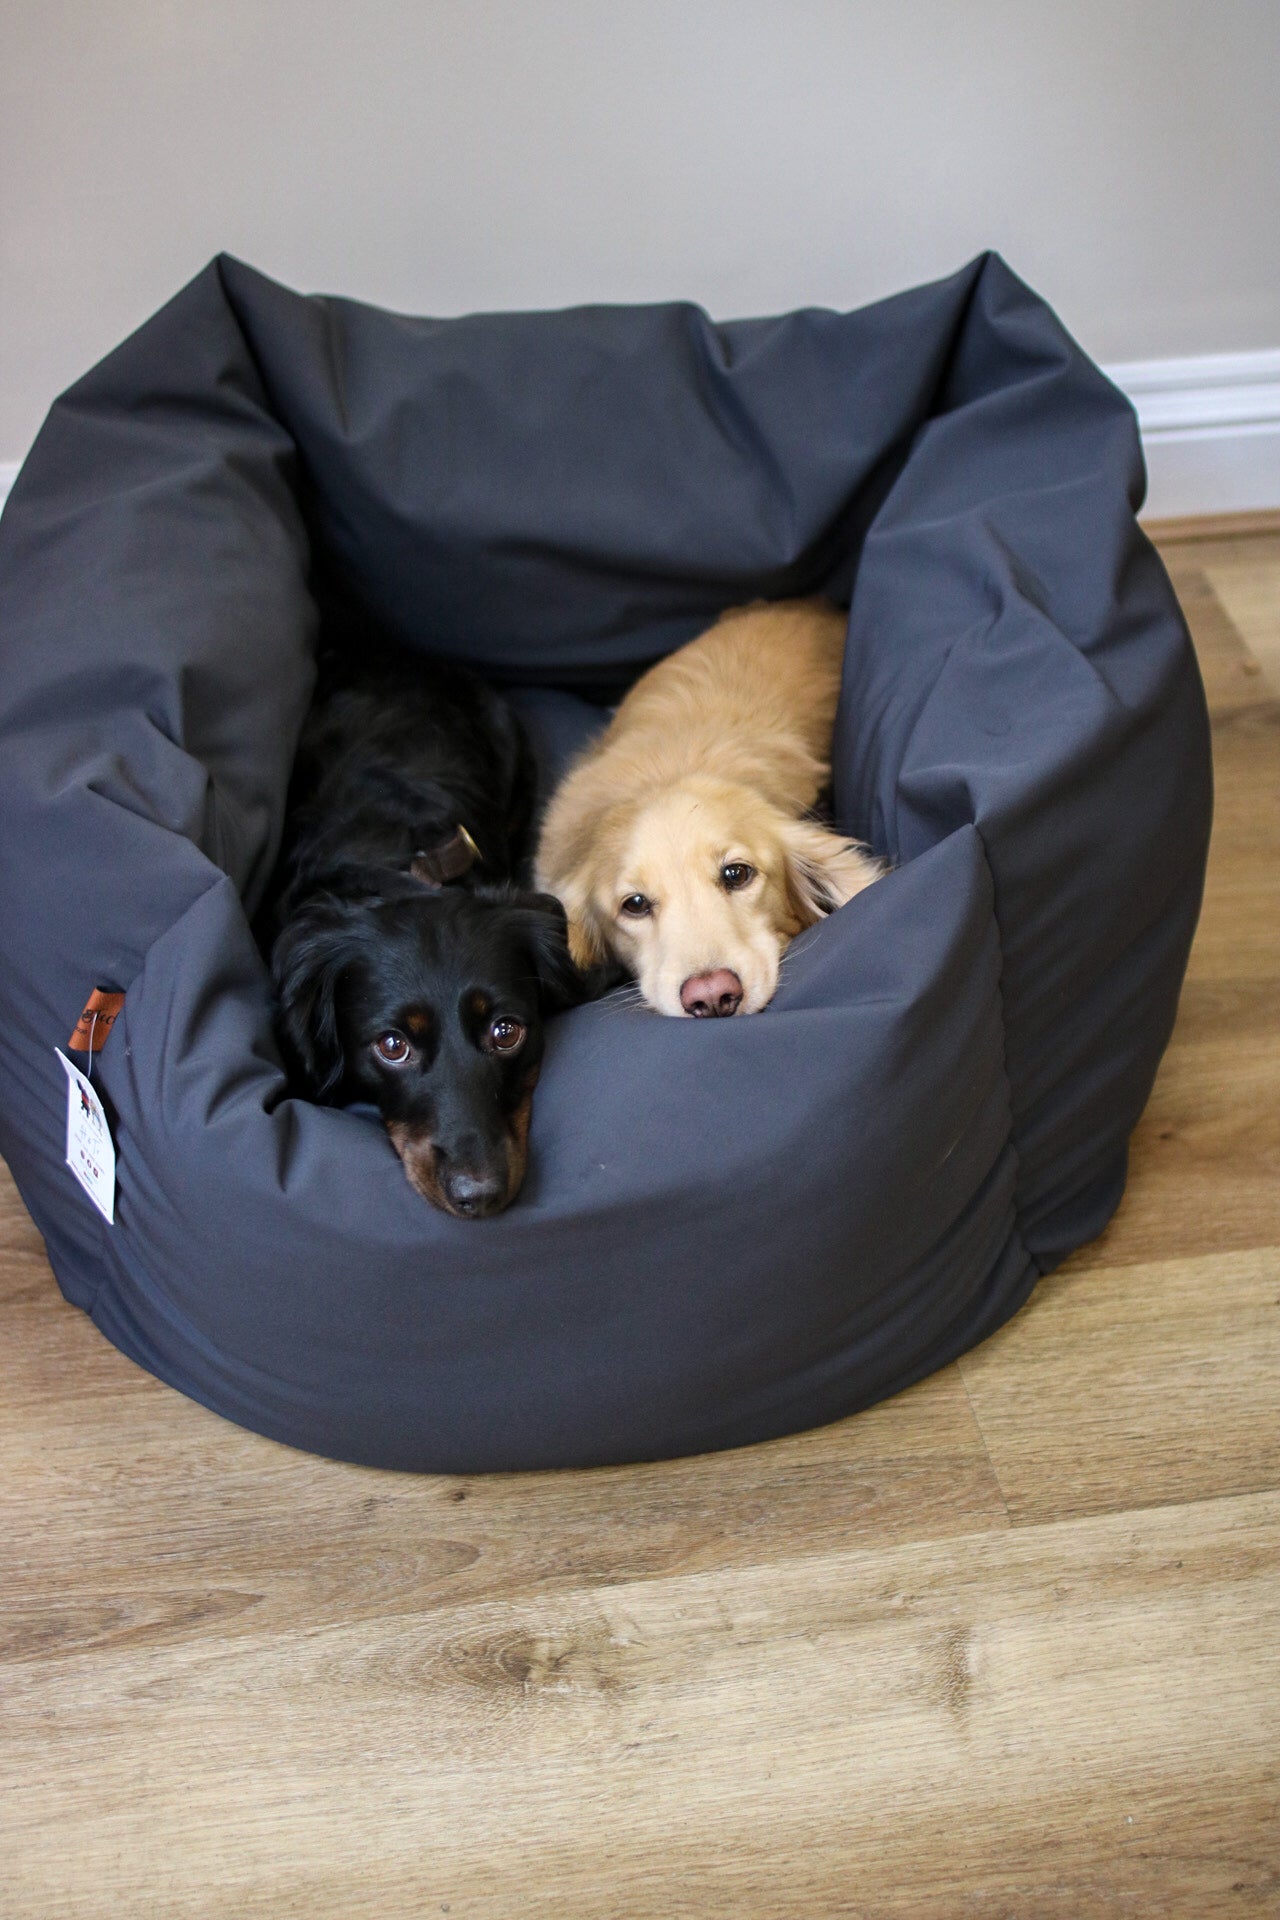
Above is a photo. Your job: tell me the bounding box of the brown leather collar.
[408,823,481,886]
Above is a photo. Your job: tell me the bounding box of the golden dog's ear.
[781,819,883,927]
[548,861,611,969]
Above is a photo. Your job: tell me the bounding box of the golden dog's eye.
[373,1031,411,1065]
[720,863,756,892]
[619,893,652,918]
[485,1017,527,1055]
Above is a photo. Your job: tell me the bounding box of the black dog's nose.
[442,1166,507,1218]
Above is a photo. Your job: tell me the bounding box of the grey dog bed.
[0,254,1210,1471]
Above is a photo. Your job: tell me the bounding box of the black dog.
[271,626,583,1218]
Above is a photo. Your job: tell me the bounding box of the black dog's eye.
[372,1031,412,1065]
[720,863,756,892]
[485,1017,527,1055]
[619,893,652,918]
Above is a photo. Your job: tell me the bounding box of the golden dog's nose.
[680,970,743,1018]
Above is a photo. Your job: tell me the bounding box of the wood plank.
[1146,507,1280,543]
[959,1246,1280,1525]
[0,1153,46,1258]
[0,1162,1010,1642]
[1087,976,1280,1268]
[3,1491,1277,1918]
[1162,559,1276,717]
[0,1354,1009,1632]
[1083,549,1280,1264]
[1206,558,1280,696]
[1186,701,1280,984]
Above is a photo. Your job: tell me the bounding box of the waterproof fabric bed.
[0,253,1210,1472]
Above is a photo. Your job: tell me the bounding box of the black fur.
[270,620,585,1218]
[275,622,537,919]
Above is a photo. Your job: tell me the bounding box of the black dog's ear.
[512,891,592,1013]
[271,897,365,1100]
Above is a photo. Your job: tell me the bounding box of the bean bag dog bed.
[0,253,1210,1472]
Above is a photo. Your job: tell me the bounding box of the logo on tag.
[68,987,125,1053]
[56,1049,116,1225]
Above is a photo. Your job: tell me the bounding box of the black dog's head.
[272,886,583,1219]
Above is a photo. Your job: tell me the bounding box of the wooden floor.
[3,524,1279,1919]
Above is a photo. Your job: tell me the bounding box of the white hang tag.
[56,1048,116,1225]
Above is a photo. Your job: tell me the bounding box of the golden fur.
[535,599,882,1016]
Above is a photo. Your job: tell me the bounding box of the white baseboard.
[2,349,1278,524]
[1107,348,1280,519]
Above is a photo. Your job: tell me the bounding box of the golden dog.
[536,599,882,1016]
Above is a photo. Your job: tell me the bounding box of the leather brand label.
[67,988,125,1054]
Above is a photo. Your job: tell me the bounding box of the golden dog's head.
[554,776,880,1017]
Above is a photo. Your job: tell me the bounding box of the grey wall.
[3,0,1278,463]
